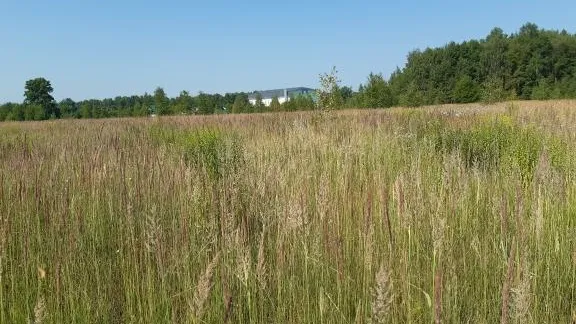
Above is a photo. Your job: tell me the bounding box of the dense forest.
[1,23,576,121]
[389,22,576,106]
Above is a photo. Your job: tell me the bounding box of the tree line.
[0,82,319,121]
[2,23,576,121]
[320,23,576,108]
[387,23,576,106]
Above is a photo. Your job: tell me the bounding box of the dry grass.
[0,100,575,322]
[371,264,393,323]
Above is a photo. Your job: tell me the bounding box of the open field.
[1,100,575,323]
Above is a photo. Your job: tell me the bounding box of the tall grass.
[0,100,575,323]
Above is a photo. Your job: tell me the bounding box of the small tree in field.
[317,66,343,110]
[363,73,395,108]
[270,96,282,112]
[232,94,249,114]
[154,87,170,115]
[254,93,265,113]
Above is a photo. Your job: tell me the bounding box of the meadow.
[0,100,575,323]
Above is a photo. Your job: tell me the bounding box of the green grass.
[0,101,575,323]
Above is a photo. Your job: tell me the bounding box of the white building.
[248,87,315,106]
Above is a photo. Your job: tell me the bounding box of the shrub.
[480,77,510,104]
[434,116,547,181]
[452,75,480,103]
[150,125,243,180]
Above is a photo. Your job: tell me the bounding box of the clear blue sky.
[1,0,575,103]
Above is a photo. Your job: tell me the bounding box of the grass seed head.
[33,296,46,324]
[371,264,393,324]
[192,252,220,320]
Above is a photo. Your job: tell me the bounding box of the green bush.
[434,116,547,181]
[480,77,513,104]
[452,75,480,103]
[150,125,243,179]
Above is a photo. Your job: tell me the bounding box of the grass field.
[1,100,575,323]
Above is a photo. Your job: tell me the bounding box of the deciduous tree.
[24,77,59,119]
[317,66,344,110]
[231,94,249,114]
[154,87,170,115]
[270,96,282,112]
[362,73,395,108]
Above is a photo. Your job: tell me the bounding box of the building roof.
[248,87,315,100]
